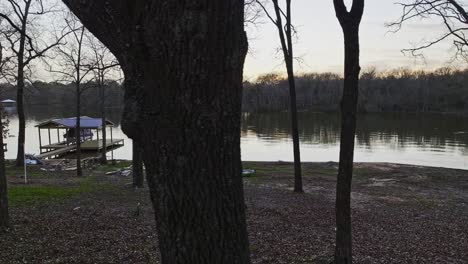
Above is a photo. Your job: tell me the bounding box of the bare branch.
[390,0,468,61]
[255,0,278,26]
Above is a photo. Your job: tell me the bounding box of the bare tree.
[333,0,365,263]
[86,36,145,187]
[62,0,251,262]
[390,0,468,61]
[257,0,303,192]
[88,34,144,187]
[49,16,92,177]
[87,37,119,165]
[0,0,68,166]
[245,0,264,28]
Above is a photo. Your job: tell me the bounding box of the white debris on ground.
[106,166,133,177]
[242,169,256,176]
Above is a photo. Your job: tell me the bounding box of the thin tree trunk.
[270,0,303,192]
[286,62,303,193]
[100,76,107,164]
[15,44,26,167]
[14,1,31,168]
[285,0,303,193]
[75,27,85,177]
[63,1,251,262]
[0,109,8,231]
[76,82,82,177]
[132,140,143,188]
[15,69,25,167]
[0,46,8,230]
[333,1,364,263]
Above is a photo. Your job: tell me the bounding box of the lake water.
[3,107,468,169]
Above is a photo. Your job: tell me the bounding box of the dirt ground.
[1,161,467,263]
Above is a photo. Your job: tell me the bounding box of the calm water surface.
[241,112,468,169]
[4,107,468,169]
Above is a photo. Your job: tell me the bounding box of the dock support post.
[96,128,100,156]
[110,127,114,161]
[38,128,42,154]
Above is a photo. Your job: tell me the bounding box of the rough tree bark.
[333,0,364,263]
[132,140,144,188]
[62,1,251,263]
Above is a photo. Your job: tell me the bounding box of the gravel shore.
[1,161,467,263]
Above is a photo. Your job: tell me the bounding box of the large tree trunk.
[333,1,364,263]
[0,109,8,231]
[63,1,251,262]
[132,140,144,188]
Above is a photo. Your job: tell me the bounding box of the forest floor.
[0,161,467,263]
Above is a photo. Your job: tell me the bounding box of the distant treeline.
[2,67,468,114]
[0,81,124,114]
[243,68,468,113]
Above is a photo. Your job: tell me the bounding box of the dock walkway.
[37,145,77,159]
[37,139,124,159]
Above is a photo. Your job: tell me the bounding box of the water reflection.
[3,107,468,169]
[241,112,468,169]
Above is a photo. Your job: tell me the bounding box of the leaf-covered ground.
[0,161,467,263]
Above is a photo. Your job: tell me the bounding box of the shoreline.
[242,160,468,172]
[9,158,468,173]
[11,158,468,171]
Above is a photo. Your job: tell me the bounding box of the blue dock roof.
[36,116,115,129]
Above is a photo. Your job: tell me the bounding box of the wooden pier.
[37,139,124,159]
[36,116,124,160]
[37,145,76,159]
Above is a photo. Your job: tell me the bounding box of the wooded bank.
[2,68,468,115]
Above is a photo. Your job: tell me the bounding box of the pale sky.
[244,0,462,80]
[25,0,466,81]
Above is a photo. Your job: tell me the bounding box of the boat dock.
[36,116,124,160]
